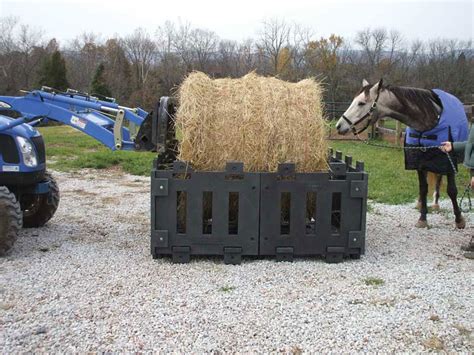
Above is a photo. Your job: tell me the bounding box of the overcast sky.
[0,0,472,44]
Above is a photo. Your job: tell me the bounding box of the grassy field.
[40,126,156,176]
[380,118,406,130]
[39,126,470,205]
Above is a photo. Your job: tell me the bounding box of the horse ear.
[362,79,369,87]
[372,78,384,93]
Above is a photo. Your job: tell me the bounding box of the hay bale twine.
[175,72,327,172]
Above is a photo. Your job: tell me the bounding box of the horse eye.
[358,102,366,106]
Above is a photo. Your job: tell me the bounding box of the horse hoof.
[456,217,466,229]
[415,220,428,228]
[431,204,440,212]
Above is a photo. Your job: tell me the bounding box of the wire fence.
[324,102,351,120]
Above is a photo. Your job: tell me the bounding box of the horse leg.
[432,174,442,211]
[416,170,429,228]
[446,173,465,229]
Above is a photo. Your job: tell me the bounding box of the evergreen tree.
[38,50,69,90]
[90,63,112,97]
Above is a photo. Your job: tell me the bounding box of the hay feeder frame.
[151,150,368,264]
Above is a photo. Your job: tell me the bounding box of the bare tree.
[420,39,473,99]
[0,16,19,91]
[0,18,45,92]
[190,28,218,72]
[165,21,218,74]
[156,21,186,94]
[65,33,105,91]
[156,21,175,55]
[355,27,388,78]
[257,18,291,75]
[395,39,422,84]
[0,16,18,55]
[305,34,346,101]
[121,28,157,89]
[103,38,132,101]
[388,29,403,63]
[237,39,258,74]
[170,20,194,70]
[372,28,388,64]
[216,39,239,77]
[290,23,314,80]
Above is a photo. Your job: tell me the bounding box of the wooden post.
[396,120,401,147]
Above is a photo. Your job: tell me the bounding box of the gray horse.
[336,79,466,229]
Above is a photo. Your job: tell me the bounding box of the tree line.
[0,17,472,111]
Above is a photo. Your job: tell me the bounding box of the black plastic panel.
[151,152,368,264]
[259,161,367,259]
[151,161,260,263]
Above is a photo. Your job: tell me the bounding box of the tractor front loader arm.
[0,89,157,152]
[0,89,180,160]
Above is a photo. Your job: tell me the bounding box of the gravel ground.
[1,169,473,352]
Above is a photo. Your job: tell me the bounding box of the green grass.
[39,126,156,176]
[363,277,385,286]
[380,118,406,130]
[39,126,470,205]
[219,286,236,292]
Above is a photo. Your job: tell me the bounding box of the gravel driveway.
[1,169,473,352]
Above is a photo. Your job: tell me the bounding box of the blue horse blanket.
[405,89,468,146]
[404,89,468,173]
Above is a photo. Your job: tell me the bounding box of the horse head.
[336,79,383,135]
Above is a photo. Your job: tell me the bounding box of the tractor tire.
[22,171,60,228]
[0,186,22,256]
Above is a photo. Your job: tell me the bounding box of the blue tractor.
[0,87,175,255]
[0,109,59,255]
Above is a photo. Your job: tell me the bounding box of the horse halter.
[341,88,381,135]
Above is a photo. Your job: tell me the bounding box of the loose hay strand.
[175,72,328,172]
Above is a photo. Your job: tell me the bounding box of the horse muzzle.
[335,119,350,135]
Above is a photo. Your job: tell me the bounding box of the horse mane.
[357,85,372,96]
[384,85,442,120]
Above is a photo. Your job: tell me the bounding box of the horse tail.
[427,172,443,194]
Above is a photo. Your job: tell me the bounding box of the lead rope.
[353,131,458,174]
[459,184,472,212]
[351,132,471,209]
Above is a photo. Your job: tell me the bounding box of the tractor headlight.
[16,136,38,167]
